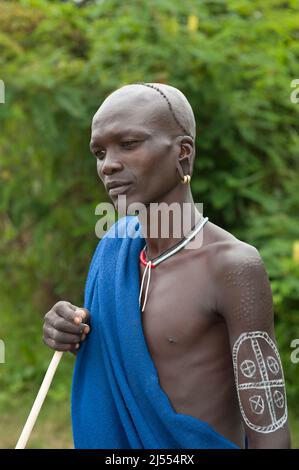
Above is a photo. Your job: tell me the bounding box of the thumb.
[75,307,90,324]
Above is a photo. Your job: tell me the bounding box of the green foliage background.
[0,0,298,447]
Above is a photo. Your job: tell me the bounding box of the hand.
[43,301,90,353]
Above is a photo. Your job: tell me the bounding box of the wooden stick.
[15,351,64,449]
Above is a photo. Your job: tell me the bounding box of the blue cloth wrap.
[71,216,239,449]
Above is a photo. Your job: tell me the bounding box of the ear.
[176,136,194,180]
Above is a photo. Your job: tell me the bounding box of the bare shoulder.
[202,221,273,330]
[202,220,264,273]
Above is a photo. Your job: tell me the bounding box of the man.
[43,83,291,449]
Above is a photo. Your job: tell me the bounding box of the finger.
[47,313,85,335]
[50,327,81,345]
[73,308,90,325]
[45,337,80,352]
[79,308,90,323]
[43,324,80,344]
[54,301,81,323]
[82,323,90,335]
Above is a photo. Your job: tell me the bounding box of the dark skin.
[43,85,291,448]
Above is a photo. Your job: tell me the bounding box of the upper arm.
[216,243,291,448]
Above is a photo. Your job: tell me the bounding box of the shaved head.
[136,83,196,139]
[90,82,196,211]
[93,83,196,140]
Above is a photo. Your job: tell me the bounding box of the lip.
[106,180,131,190]
[108,183,132,196]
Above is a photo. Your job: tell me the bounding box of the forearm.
[247,426,291,449]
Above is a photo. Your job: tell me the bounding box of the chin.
[113,194,148,217]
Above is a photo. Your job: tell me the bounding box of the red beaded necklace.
[139,247,157,268]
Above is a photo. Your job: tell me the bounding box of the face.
[89,90,183,213]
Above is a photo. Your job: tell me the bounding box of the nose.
[97,151,124,177]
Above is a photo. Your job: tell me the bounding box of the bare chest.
[139,249,218,359]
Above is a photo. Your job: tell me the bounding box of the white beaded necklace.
[139,216,209,312]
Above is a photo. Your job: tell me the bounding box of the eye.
[94,149,106,159]
[120,140,140,148]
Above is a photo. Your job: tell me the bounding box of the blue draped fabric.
[71,216,239,449]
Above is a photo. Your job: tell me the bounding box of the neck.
[137,184,202,260]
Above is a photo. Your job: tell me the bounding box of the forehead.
[91,88,169,139]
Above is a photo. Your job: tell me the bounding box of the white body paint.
[233,331,287,433]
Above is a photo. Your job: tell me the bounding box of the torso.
[139,220,246,448]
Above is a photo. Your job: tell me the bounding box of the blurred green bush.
[0,0,298,427]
